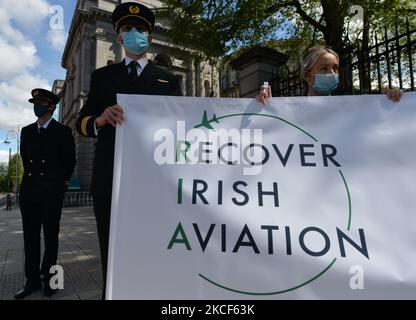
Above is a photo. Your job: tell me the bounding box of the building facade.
[58,0,220,190]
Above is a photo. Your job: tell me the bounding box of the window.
[155,54,172,69]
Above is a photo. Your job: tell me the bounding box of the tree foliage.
[0,154,22,193]
[161,0,416,59]
[0,162,8,192]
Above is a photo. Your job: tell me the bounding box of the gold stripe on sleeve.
[81,116,92,136]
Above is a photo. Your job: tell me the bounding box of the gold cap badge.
[129,5,140,14]
[33,90,39,96]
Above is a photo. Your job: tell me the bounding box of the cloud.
[0,38,40,79]
[47,29,68,51]
[0,74,50,130]
[0,0,53,131]
[0,0,50,29]
[0,9,26,43]
[0,150,10,164]
[0,0,51,67]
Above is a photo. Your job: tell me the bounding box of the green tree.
[7,154,23,195]
[161,0,415,91]
[162,0,414,56]
[0,162,8,192]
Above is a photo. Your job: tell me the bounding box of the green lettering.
[167,222,192,250]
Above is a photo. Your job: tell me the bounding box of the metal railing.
[63,190,93,207]
[271,19,416,96]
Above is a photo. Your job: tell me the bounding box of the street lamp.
[3,125,20,203]
[7,147,11,193]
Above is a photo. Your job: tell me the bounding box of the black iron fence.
[272,65,305,97]
[63,190,93,207]
[272,19,416,96]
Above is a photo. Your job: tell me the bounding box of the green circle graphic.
[193,112,352,296]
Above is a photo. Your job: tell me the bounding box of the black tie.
[39,127,46,134]
[128,61,138,80]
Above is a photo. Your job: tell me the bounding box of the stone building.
[57,0,220,190]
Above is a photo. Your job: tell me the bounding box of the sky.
[0,0,77,163]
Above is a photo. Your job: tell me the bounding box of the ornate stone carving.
[95,28,106,40]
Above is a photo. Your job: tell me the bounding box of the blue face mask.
[34,104,49,117]
[313,74,339,95]
[122,28,149,54]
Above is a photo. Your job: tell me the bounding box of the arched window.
[155,54,172,69]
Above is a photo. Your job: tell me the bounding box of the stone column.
[229,46,289,98]
[195,61,201,97]
[189,59,196,97]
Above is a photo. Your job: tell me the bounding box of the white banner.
[107,93,416,300]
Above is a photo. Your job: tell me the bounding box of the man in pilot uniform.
[76,2,182,298]
[15,89,76,299]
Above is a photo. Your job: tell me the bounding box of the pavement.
[0,205,103,300]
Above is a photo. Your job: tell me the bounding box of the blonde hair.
[300,46,339,82]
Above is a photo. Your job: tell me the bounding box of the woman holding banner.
[256,46,403,104]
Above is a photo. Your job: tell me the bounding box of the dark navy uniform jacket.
[20,118,76,201]
[76,59,182,197]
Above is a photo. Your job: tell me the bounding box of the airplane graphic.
[194,110,220,130]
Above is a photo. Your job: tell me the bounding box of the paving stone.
[0,206,102,300]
